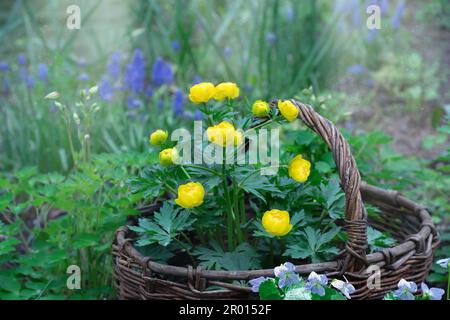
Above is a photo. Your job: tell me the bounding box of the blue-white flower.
[331,279,356,299]
[274,262,300,289]
[393,279,417,300]
[249,276,270,293]
[436,258,450,269]
[420,283,444,301]
[305,271,328,296]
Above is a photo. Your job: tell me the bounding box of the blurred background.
[0,0,449,299]
[1,0,448,172]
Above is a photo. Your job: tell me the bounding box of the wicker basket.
[112,100,439,300]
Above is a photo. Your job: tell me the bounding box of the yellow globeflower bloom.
[159,148,178,166]
[206,121,243,146]
[175,182,205,209]
[189,82,215,104]
[213,82,240,101]
[149,129,168,146]
[288,155,311,182]
[252,100,270,117]
[262,209,293,236]
[278,100,299,122]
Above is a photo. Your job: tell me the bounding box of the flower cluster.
[384,279,445,300]
[148,82,312,240]
[249,262,355,300]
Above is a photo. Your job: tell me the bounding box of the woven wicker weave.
[112,100,439,300]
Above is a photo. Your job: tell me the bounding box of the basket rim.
[114,181,438,281]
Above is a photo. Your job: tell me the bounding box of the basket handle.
[275,99,368,271]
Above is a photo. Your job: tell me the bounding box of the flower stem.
[222,148,234,251]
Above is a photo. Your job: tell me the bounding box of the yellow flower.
[288,155,311,182]
[262,209,293,236]
[149,129,168,146]
[213,82,240,101]
[159,148,178,166]
[175,182,205,209]
[206,121,243,146]
[252,100,270,117]
[278,100,299,122]
[189,82,215,104]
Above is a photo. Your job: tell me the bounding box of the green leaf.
[284,286,312,300]
[131,202,195,247]
[259,279,283,300]
[315,161,331,173]
[72,233,101,249]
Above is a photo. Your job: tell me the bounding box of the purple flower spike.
[152,57,173,87]
[249,277,270,293]
[274,262,300,289]
[17,53,26,66]
[107,51,122,81]
[194,109,203,121]
[346,64,366,75]
[173,88,184,116]
[305,271,328,296]
[124,49,145,94]
[38,63,48,82]
[393,279,417,300]
[171,40,180,51]
[77,73,89,82]
[0,61,10,72]
[420,283,444,301]
[99,76,114,101]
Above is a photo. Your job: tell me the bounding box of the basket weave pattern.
[112,100,439,300]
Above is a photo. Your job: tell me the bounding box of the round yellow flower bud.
[159,148,178,166]
[175,182,205,209]
[252,100,270,117]
[149,129,168,146]
[206,121,243,147]
[262,209,293,236]
[278,100,299,122]
[213,82,240,101]
[189,82,215,104]
[288,155,311,182]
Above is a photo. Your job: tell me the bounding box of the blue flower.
[152,57,173,87]
[420,283,444,300]
[380,0,389,13]
[223,47,232,57]
[77,73,89,82]
[107,52,122,81]
[391,0,405,30]
[437,258,450,269]
[346,64,366,74]
[305,271,328,296]
[249,277,270,293]
[173,88,184,116]
[99,76,114,101]
[331,279,355,299]
[274,262,300,289]
[37,63,48,82]
[194,109,203,121]
[17,53,26,66]
[393,279,417,300]
[286,7,294,21]
[0,61,10,72]
[193,75,202,84]
[352,0,361,27]
[265,32,276,44]
[145,85,153,98]
[124,49,146,94]
[127,96,143,110]
[171,40,180,51]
